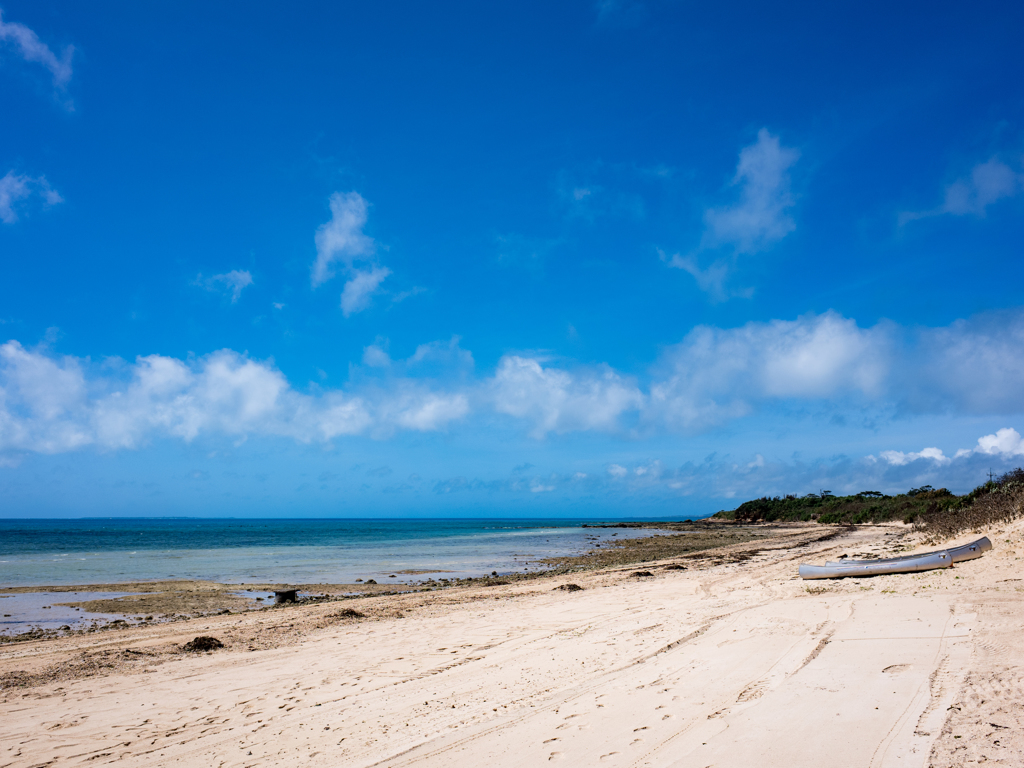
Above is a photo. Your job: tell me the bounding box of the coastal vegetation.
[712,468,1024,537]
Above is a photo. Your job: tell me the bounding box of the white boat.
[799,550,954,579]
[823,536,991,567]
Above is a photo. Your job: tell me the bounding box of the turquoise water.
[0,518,661,587]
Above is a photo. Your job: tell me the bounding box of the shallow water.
[0,591,137,636]
[0,518,654,587]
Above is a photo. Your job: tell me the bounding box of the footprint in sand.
[630,738,644,746]
[548,751,563,761]
[600,752,620,760]
[543,738,559,744]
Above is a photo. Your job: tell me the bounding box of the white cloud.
[312,192,375,287]
[878,447,950,466]
[902,157,1021,224]
[362,344,391,368]
[6,307,1024,456]
[408,336,475,371]
[649,311,889,431]
[490,355,644,438]
[311,192,399,317]
[0,342,468,455]
[196,270,253,303]
[0,171,62,223]
[607,464,628,478]
[340,266,391,317]
[660,251,732,302]
[702,129,800,254]
[666,129,799,297]
[0,10,73,92]
[968,427,1024,458]
[904,311,1024,415]
[384,391,470,432]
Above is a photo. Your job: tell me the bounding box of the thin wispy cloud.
[311,191,375,287]
[0,170,62,223]
[900,157,1022,224]
[340,266,391,317]
[657,250,738,303]
[311,191,395,316]
[665,129,799,298]
[0,9,74,105]
[195,270,253,303]
[702,129,800,254]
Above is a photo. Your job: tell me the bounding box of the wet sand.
[1,520,1021,767]
[0,521,770,636]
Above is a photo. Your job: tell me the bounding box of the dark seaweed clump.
[182,636,224,652]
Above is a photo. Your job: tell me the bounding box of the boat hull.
[823,537,992,567]
[799,550,953,579]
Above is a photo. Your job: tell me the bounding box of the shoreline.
[0,520,785,640]
[2,519,1021,766]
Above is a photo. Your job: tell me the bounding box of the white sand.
[2,522,1022,767]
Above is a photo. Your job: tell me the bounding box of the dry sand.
[1,521,1022,767]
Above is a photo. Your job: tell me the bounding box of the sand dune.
[2,522,1022,767]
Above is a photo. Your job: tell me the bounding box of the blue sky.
[2,1,1024,517]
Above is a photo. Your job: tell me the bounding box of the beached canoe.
[823,536,992,567]
[799,550,953,579]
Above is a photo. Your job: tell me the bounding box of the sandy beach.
[1,521,1021,768]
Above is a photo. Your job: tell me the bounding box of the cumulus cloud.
[0,341,468,455]
[901,157,1022,224]
[5,307,1024,455]
[0,9,73,95]
[953,427,1024,459]
[649,311,889,431]
[195,270,253,303]
[340,266,391,317]
[0,171,62,223]
[490,356,644,438]
[877,447,950,466]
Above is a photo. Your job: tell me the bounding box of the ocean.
[0,517,664,588]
